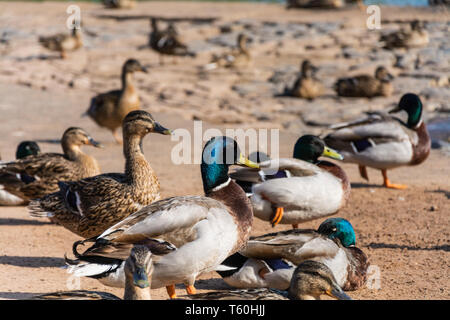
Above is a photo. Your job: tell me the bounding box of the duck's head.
[62,127,103,150]
[201,136,259,193]
[16,141,41,159]
[293,135,343,163]
[124,245,154,289]
[123,58,148,74]
[122,110,171,139]
[301,60,318,77]
[317,217,356,247]
[288,260,352,300]
[389,93,423,128]
[375,66,394,82]
[411,20,424,31]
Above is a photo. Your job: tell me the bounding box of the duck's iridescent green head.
[318,218,356,247]
[293,135,343,163]
[389,93,423,128]
[201,136,259,193]
[16,141,40,159]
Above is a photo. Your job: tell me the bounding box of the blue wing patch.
[263,259,293,271]
[352,139,374,153]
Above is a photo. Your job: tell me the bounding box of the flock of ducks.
[0,4,434,301]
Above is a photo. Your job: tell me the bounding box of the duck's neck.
[238,41,249,56]
[123,134,153,185]
[121,71,136,93]
[206,178,253,252]
[123,276,151,300]
[62,142,84,162]
[410,121,430,165]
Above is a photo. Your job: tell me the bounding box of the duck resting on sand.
[324,93,430,189]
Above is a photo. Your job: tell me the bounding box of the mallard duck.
[102,0,136,9]
[63,136,259,298]
[0,128,101,206]
[288,60,324,100]
[334,66,394,98]
[181,260,351,300]
[230,135,350,228]
[286,0,345,9]
[28,111,171,238]
[202,33,251,71]
[39,27,82,59]
[34,245,153,300]
[84,59,148,144]
[0,141,41,205]
[324,93,431,189]
[380,20,429,49]
[149,19,195,65]
[221,217,369,292]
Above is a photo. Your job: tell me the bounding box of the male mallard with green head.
[64,136,259,299]
[84,59,148,144]
[324,93,431,189]
[181,260,352,300]
[230,135,350,228]
[334,66,394,98]
[288,60,324,100]
[39,27,82,59]
[234,217,369,292]
[0,128,101,206]
[28,111,171,238]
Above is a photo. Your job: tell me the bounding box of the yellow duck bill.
[322,146,344,160]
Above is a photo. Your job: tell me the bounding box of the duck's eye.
[332,227,337,232]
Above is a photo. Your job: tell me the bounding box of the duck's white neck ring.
[212,178,231,192]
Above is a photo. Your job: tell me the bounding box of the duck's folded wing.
[239,229,318,260]
[324,113,411,153]
[97,195,229,243]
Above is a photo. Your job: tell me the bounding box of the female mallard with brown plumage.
[181,260,352,300]
[288,60,324,100]
[0,128,101,206]
[39,27,82,59]
[230,135,350,229]
[334,66,394,98]
[28,111,171,238]
[149,19,195,65]
[202,33,251,71]
[223,217,369,292]
[34,245,153,300]
[84,59,148,144]
[64,136,259,299]
[324,93,430,189]
[380,20,429,49]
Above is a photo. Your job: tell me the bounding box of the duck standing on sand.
[230,135,350,228]
[334,66,394,98]
[324,93,430,189]
[63,136,259,299]
[84,59,148,144]
[0,128,101,206]
[288,60,324,100]
[28,111,171,238]
[39,27,82,59]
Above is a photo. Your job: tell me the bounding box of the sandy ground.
[0,2,449,300]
